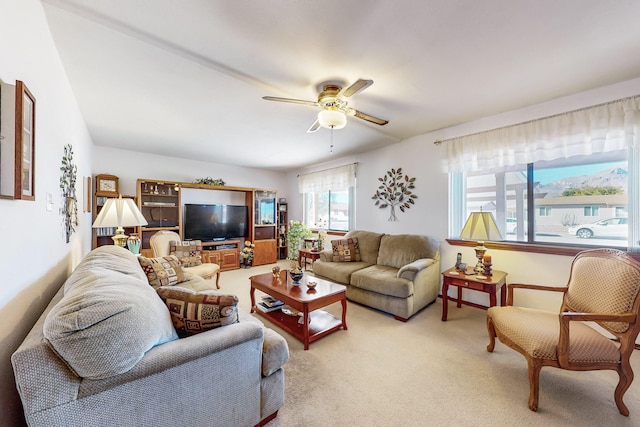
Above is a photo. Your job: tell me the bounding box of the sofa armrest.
[396,258,435,281]
[319,248,334,262]
[262,328,289,376]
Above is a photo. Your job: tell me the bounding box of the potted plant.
[239,240,255,268]
[287,220,311,261]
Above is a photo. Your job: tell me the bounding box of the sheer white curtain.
[441,96,640,173]
[298,163,357,193]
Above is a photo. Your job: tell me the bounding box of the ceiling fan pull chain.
[330,126,334,153]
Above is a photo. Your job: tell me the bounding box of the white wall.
[0,1,94,425]
[92,145,288,198]
[291,76,640,309]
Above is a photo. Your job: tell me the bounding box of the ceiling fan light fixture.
[318,109,347,130]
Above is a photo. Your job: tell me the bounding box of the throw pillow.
[331,237,361,262]
[169,240,203,267]
[138,255,187,288]
[156,286,239,337]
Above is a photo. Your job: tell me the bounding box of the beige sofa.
[12,246,288,427]
[312,230,440,321]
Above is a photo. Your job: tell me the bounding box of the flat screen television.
[183,204,248,241]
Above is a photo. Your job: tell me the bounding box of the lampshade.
[92,196,148,249]
[92,196,148,228]
[459,211,503,241]
[317,109,347,130]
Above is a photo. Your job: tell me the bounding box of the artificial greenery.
[194,177,225,186]
[287,220,311,261]
[60,144,78,243]
[371,167,417,221]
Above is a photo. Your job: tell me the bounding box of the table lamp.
[459,210,502,276]
[92,195,148,253]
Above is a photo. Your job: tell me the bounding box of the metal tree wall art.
[371,167,417,221]
[60,144,78,243]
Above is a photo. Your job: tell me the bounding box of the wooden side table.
[298,248,321,271]
[441,268,508,321]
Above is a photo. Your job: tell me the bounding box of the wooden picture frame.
[14,80,36,200]
[84,176,92,212]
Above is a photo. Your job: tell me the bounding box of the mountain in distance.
[537,166,627,197]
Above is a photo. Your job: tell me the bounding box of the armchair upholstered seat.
[150,231,220,289]
[486,248,640,416]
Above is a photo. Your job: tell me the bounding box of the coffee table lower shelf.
[254,309,343,348]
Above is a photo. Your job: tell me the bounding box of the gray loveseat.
[12,246,288,427]
[312,230,440,321]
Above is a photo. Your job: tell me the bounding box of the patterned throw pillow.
[156,287,239,337]
[331,237,361,262]
[138,255,187,288]
[169,240,203,267]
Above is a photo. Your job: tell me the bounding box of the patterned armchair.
[150,231,220,289]
[486,248,640,416]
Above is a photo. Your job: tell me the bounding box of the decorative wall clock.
[95,174,119,196]
[371,167,417,221]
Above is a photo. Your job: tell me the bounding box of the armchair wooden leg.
[486,316,496,352]
[527,358,542,412]
[215,271,220,289]
[614,362,633,416]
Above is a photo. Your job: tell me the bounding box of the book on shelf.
[256,302,283,313]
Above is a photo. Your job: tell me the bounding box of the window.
[539,207,552,217]
[461,153,629,248]
[303,189,353,232]
[298,164,356,232]
[584,206,599,217]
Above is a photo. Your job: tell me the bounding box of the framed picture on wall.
[14,80,36,201]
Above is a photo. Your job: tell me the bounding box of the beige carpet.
[221,262,640,427]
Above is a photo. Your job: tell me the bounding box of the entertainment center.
[92,175,281,271]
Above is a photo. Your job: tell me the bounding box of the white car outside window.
[568,217,628,239]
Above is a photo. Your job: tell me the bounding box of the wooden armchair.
[486,248,640,416]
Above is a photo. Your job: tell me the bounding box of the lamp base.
[111,227,128,248]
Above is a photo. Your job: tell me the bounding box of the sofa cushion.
[138,255,187,288]
[351,265,414,298]
[331,238,361,262]
[345,230,384,264]
[312,260,372,285]
[170,240,203,267]
[156,286,239,337]
[377,234,440,269]
[44,247,179,380]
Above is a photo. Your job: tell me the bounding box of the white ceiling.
[41,0,640,172]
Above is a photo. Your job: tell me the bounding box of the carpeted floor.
[221,261,640,427]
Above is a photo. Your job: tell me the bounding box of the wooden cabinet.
[277,202,288,259]
[253,190,277,265]
[202,240,240,271]
[137,179,181,254]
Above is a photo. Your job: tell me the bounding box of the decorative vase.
[127,233,141,255]
[289,270,304,284]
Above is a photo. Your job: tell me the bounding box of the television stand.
[201,239,240,271]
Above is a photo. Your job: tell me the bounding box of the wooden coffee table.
[250,270,347,350]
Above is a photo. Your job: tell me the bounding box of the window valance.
[298,163,357,193]
[441,96,640,173]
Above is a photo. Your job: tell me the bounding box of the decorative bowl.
[289,270,304,284]
[306,281,317,289]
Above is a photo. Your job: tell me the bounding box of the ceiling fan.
[263,79,389,133]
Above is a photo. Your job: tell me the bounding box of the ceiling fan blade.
[307,119,321,133]
[262,96,318,107]
[342,79,373,97]
[352,109,389,126]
